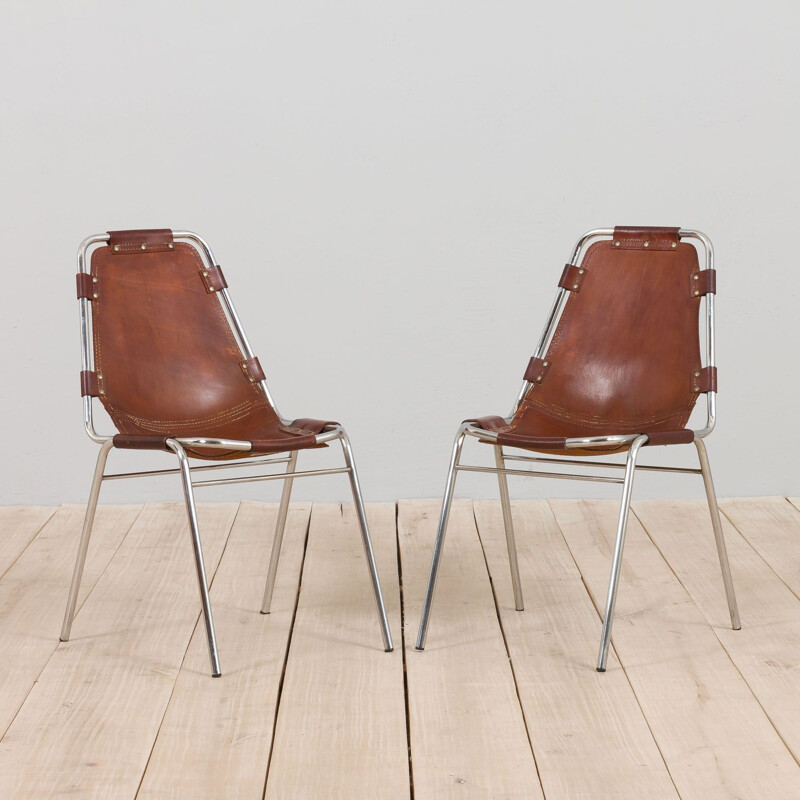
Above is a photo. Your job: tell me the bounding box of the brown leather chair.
[62,229,393,676]
[415,226,740,671]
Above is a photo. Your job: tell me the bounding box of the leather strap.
[644,430,694,446]
[76,273,98,300]
[108,229,174,254]
[240,357,265,384]
[497,431,568,450]
[558,264,587,292]
[199,265,228,294]
[284,418,336,435]
[112,434,169,450]
[691,269,716,297]
[695,366,717,393]
[612,226,680,251]
[523,356,552,384]
[80,370,99,397]
[250,435,316,453]
[468,415,511,433]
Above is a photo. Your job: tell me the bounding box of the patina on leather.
[89,229,334,459]
[471,226,709,455]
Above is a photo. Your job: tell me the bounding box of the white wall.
[1,2,797,505]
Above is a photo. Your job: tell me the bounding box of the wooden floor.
[1,498,800,798]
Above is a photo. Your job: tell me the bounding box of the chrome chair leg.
[261,450,298,614]
[416,424,468,650]
[597,434,648,672]
[339,433,394,652]
[167,439,221,677]
[494,445,524,611]
[61,439,114,642]
[694,437,741,630]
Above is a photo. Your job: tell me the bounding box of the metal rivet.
[543,361,549,367]
[695,371,700,377]
[693,274,699,280]
[671,242,677,248]
[614,241,620,247]
[113,245,120,252]
[579,269,585,274]
[99,389,105,395]
[209,287,215,292]
[643,241,649,248]
[202,271,208,277]
[167,243,174,249]
[572,283,578,289]
[694,386,700,392]
[92,276,97,283]
[536,375,543,382]
[141,244,147,250]
[694,290,700,296]
[92,292,98,299]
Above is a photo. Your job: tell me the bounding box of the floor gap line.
[134,501,242,798]
[395,502,415,800]
[472,502,547,799]
[260,502,313,800]
[0,506,58,582]
[547,499,684,800]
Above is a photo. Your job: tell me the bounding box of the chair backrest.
[78,229,280,438]
[515,226,715,437]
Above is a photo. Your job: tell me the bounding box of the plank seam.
[0,504,145,743]
[134,501,242,799]
[261,502,314,800]
[471,502,547,798]
[0,506,57,582]
[547,500,683,800]
[395,502,415,800]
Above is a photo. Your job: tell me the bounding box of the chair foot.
[340,433,394,652]
[167,439,222,677]
[596,434,648,673]
[694,437,741,630]
[261,450,298,614]
[416,425,467,651]
[494,445,524,611]
[61,439,114,643]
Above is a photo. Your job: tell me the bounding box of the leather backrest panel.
[90,241,280,436]
[515,239,703,434]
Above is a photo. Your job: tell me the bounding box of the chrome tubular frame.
[416,229,739,670]
[63,233,394,677]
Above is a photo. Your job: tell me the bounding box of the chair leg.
[167,439,221,677]
[694,437,741,630]
[61,439,114,642]
[415,424,468,650]
[494,445,524,611]
[261,450,298,614]
[339,432,394,652]
[597,434,648,672]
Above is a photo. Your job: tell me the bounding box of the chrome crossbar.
[102,455,292,481]
[191,466,350,488]
[455,465,625,485]
[502,454,702,475]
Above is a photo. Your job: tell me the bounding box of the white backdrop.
[1,2,797,505]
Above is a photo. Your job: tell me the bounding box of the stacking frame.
[415,227,740,671]
[62,230,393,676]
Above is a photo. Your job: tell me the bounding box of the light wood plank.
[0,506,56,577]
[634,497,800,765]
[0,504,140,737]
[264,503,407,800]
[137,501,311,800]
[401,499,544,800]
[722,497,800,602]
[474,500,678,799]
[550,499,800,800]
[0,502,236,800]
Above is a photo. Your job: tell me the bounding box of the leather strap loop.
[691,269,716,297]
[240,357,265,384]
[80,370,99,397]
[199,265,228,294]
[107,229,174,254]
[558,264,587,292]
[523,356,552,384]
[612,226,680,251]
[76,273,98,300]
[694,366,717,393]
[112,434,170,450]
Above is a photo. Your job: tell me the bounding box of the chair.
[62,228,393,676]
[415,226,740,671]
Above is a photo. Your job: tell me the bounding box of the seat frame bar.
[61,232,394,677]
[415,229,740,671]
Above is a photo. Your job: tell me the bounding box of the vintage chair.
[63,229,393,676]
[415,226,740,671]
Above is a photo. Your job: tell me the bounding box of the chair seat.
[112,412,337,459]
[469,411,694,455]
